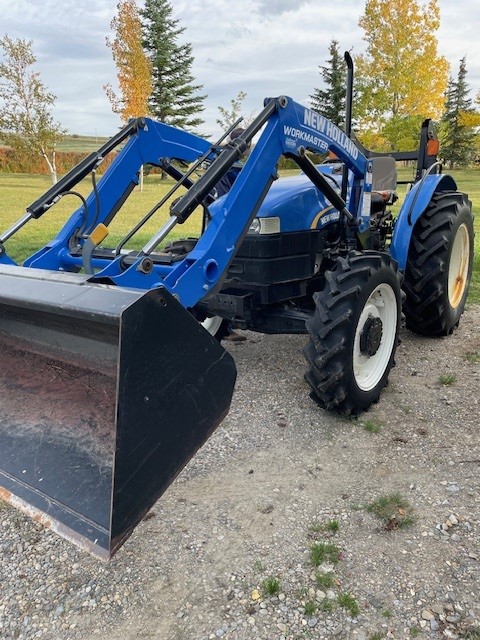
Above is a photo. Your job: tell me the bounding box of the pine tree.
[310,40,346,127]
[140,0,206,130]
[441,57,477,168]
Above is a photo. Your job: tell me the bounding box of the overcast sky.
[1,0,479,139]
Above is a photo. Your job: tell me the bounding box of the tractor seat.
[370,156,397,213]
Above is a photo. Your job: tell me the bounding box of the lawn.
[0,165,478,301]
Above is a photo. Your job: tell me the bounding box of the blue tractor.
[0,55,473,557]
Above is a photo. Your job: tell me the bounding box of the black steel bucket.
[0,266,236,559]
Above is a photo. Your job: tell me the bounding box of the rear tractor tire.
[304,251,402,415]
[201,315,231,341]
[403,191,474,336]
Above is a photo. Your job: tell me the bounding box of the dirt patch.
[0,306,479,640]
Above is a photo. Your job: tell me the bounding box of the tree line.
[0,0,479,183]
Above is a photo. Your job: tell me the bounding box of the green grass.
[0,173,204,264]
[337,592,359,617]
[308,519,339,536]
[318,597,335,613]
[57,134,110,152]
[362,419,382,434]
[0,166,479,302]
[365,492,416,529]
[438,373,457,386]
[464,351,480,363]
[315,572,335,589]
[304,600,317,616]
[261,576,281,597]
[310,542,341,567]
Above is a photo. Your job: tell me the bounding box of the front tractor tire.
[403,191,474,336]
[304,251,402,415]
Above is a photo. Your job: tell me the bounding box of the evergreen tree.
[310,40,346,127]
[140,0,206,130]
[441,57,477,168]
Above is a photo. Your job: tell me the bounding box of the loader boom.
[1,97,369,309]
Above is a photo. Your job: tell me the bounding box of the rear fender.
[390,173,457,271]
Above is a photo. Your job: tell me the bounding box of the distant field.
[0,166,478,302]
[56,134,110,153]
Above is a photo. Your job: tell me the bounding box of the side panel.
[390,173,457,271]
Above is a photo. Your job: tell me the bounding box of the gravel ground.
[0,305,479,640]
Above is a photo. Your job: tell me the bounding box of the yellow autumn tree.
[104,0,152,122]
[355,0,449,150]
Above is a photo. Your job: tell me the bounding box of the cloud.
[0,0,478,138]
[255,0,309,16]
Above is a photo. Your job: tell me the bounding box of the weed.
[363,419,382,433]
[337,592,359,617]
[310,542,341,567]
[308,522,323,534]
[365,492,416,530]
[410,627,420,638]
[438,373,456,386]
[326,519,339,533]
[369,633,385,640]
[253,560,264,573]
[296,587,308,599]
[464,351,480,364]
[261,576,280,597]
[308,520,339,536]
[318,598,335,613]
[382,609,393,619]
[315,572,335,589]
[304,600,317,616]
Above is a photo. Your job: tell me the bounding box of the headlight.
[247,217,280,235]
[248,218,261,234]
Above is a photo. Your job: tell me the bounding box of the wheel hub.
[360,316,383,356]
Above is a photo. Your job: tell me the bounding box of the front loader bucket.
[0,266,236,559]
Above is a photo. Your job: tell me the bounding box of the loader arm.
[87,97,369,308]
[1,100,369,310]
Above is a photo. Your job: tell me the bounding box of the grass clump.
[318,598,335,613]
[304,600,317,616]
[464,351,480,364]
[253,559,264,573]
[261,576,280,597]
[369,633,385,640]
[438,373,456,386]
[315,572,335,589]
[310,542,341,567]
[337,592,359,617]
[410,627,420,637]
[363,419,382,434]
[365,492,415,530]
[309,519,339,537]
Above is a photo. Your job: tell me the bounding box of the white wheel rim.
[201,315,223,336]
[448,223,470,309]
[353,283,398,392]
